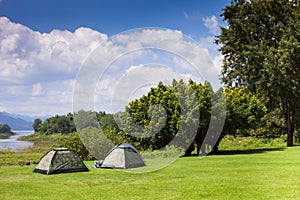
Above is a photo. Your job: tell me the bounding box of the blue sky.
[0,0,229,37]
[0,0,231,116]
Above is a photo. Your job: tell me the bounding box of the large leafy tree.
[116,81,182,151]
[117,79,266,155]
[217,0,300,146]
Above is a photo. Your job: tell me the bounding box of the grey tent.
[34,148,89,175]
[101,143,145,169]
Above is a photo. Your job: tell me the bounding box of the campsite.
[1,145,300,199]
[1,0,300,199]
[1,133,300,199]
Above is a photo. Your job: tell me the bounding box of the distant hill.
[0,112,34,130]
[6,113,49,123]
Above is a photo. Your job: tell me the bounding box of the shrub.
[59,127,116,160]
[141,145,185,159]
[78,127,114,160]
[59,132,93,160]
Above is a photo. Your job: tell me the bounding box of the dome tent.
[34,148,89,175]
[101,143,145,169]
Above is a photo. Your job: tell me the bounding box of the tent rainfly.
[34,148,89,175]
[101,143,145,169]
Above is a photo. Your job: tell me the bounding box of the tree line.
[33,79,284,156]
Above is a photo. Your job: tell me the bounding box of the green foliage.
[223,87,267,136]
[116,81,181,151]
[116,80,201,154]
[35,110,122,138]
[217,0,300,146]
[116,79,267,155]
[58,132,93,160]
[35,113,76,134]
[18,133,61,154]
[32,119,42,132]
[141,145,185,159]
[219,135,286,151]
[78,127,114,160]
[58,127,115,160]
[32,111,122,160]
[253,108,285,137]
[97,112,123,144]
[31,80,269,157]
[74,110,99,131]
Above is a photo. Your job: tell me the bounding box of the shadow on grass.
[212,147,286,155]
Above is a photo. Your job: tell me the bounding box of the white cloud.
[198,35,224,78]
[110,64,195,112]
[212,54,224,73]
[76,28,221,113]
[0,17,108,115]
[1,17,221,116]
[199,36,218,52]
[0,17,108,85]
[202,15,219,34]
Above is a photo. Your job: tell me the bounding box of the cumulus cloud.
[111,64,194,111]
[1,17,221,116]
[0,17,108,85]
[202,15,219,34]
[0,17,107,115]
[77,29,221,113]
[92,64,197,112]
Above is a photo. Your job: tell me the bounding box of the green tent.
[101,143,145,169]
[34,148,89,175]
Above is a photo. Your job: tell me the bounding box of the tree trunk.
[195,131,204,156]
[285,103,293,146]
[212,136,222,153]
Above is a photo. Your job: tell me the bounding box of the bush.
[78,127,114,160]
[59,127,115,161]
[219,135,286,150]
[141,145,185,159]
[59,132,93,160]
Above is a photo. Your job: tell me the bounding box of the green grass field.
[1,146,299,199]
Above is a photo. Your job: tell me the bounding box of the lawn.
[1,146,299,199]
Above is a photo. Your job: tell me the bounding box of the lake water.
[0,130,34,151]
